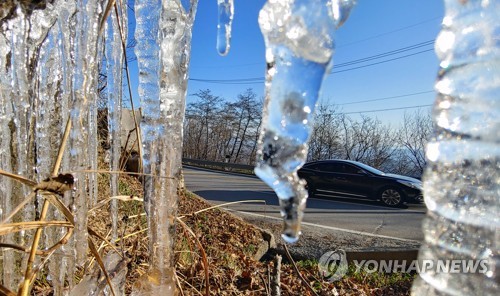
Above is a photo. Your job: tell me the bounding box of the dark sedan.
[298,160,423,207]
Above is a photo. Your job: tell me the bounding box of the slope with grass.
[45,172,415,295]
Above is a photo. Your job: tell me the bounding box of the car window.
[315,163,337,172]
[304,163,335,172]
[342,164,362,174]
[308,163,345,173]
[303,163,320,170]
[350,161,385,175]
[305,162,365,174]
[330,163,347,173]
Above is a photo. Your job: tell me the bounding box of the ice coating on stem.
[0,9,33,292]
[0,0,103,292]
[105,7,125,240]
[0,2,68,289]
[217,0,234,55]
[255,0,355,243]
[133,0,198,294]
[69,0,103,264]
[35,22,68,295]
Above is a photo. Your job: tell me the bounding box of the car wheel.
[379,187,404,207]
[409,194,424,204]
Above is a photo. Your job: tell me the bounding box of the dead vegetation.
[1,159,415,295]
[0,118,415,295]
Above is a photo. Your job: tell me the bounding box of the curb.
[253,227,277,261]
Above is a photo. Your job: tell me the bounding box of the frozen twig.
[271,255,281,296]
[283,243,319,296]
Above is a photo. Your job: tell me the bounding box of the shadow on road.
[190,189,426,213]
[191,189,279,205]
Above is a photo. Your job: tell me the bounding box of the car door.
[310,162,351,194]
[299,163,340,192]
[337,163,373,198]
[314,162,368,197]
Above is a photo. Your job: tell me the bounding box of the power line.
[343,104,432,114]
[189,48,433,84]
[334,40,434,68]
[338,90,434,106]
[189,40,434,76]
[189,38,435,84]
[193,62,264,69]
[337,16,441,48]
[194,81,263,85]
[331,48,434,74]
[191,17,441,69]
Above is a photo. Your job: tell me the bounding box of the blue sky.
[130,0,445,126]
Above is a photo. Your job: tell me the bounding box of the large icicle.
[1,0,104,293]
[68,0,103,262]
[216,0,234,56]
[35,20,69,296]
[0,22,18,288]
[46,4,79,295]
[105,5,125,240]
[132,0,199,294]
[255,0,355,243]
[0,1,68,289]
[412,0,500,294]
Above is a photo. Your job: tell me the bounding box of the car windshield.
[349,161,385,175]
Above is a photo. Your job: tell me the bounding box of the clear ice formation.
[0,0,198,292]
[106,2,126,241]
[133,0,198,294]
[217,0,234,56]
[0,0,105,293]
[412,0,499,295]
[255,0,355,243]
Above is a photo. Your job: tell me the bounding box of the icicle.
[412,0,500,294]
[105,7,125,240]
[68,0,104,263]
[35,25,65,292]
[0,2,64,288]
[132,0,166,292]
[216,0,234,56]
[133,0,199,294]
[47,5,77,295]
[1,0,108,293]
[255,0,356,243]
[0,24,17,288]
[9,9,34,245]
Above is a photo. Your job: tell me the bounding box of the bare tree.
[396,110,433,177]
[183,89,262,164]
[184,89,223,159]
[337,115,396,169]
[226,89,262,163]
[308,106,398,170]
[184,92,430,176]
[308,105,342,161]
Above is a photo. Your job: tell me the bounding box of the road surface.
[183,166,427,242]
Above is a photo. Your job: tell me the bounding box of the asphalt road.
[183,166,427,242]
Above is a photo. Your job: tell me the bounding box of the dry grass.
[0,97,414,295]
[1,163,415,295]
